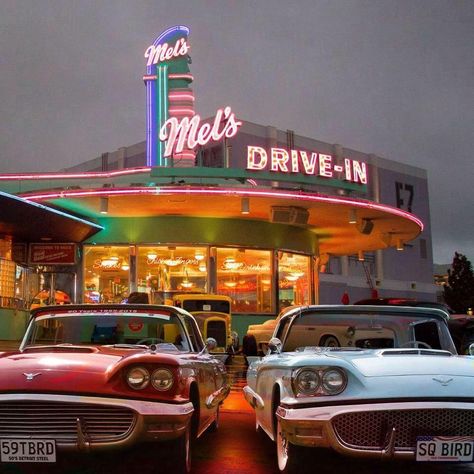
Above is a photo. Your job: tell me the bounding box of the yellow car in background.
[174,294,233,358]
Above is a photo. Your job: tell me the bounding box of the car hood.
[347,351,474,377]
[0,346,182,394]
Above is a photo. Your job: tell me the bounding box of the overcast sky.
[0,0,472,264]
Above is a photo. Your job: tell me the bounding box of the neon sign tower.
[144,25,194,167]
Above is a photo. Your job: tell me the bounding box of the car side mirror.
[205,337,217,352]
[268,337,282,355]
[468,343,474,356]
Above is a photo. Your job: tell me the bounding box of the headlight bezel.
[126,366,150,390]
[151,368,174,391]
[292,366,347,397]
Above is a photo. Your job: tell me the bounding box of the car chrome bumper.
[277,401,474,459]
[0,393,193,452]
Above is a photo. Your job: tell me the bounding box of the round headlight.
[126,366,150,390]
[294,369,320,395]
[151,368,174,391]
[321,368,346,394]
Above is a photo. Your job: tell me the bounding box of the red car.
[0,304,229,473]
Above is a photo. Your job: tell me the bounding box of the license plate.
[416,436,474,462]
[0,439,56,463]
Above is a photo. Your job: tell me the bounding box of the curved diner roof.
[0,167,422,256]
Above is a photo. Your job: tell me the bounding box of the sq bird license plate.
[416,436,474,462]
[0,439,56,463]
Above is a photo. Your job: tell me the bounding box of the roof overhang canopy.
[0,191,103,243]
[18,186,423,256]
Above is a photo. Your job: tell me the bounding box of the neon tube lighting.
[21,186,423,230]
[0,191,103,229]
[168,74,194,81]
[168,93,195,101]
[168,107,195,115]
[153,25,189,47]
[0,167,152,181]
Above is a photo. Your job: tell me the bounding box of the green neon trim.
[150,167,367,192]
[157,67,163,166]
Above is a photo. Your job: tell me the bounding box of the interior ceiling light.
[147,250,158,260]
[195,250,205,261]
[101,256,120,267]
[290,271,304,278]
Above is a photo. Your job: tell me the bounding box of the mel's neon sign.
[144,38,190,66]
[159,106,242,157]
[247,146,368,184]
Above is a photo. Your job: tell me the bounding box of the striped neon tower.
[144,26,195,167]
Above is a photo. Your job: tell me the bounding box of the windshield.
[181,299,230,314]
[22,310,192,351]
[282,312,453,352]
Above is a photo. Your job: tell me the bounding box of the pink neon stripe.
[168,74,194,81]
[173,152,195,159]
[168,93,195,101]
[0,167,152,181]
[20,186,424,230]
[169,107,195,115]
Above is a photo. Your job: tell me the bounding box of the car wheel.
[276,418,298,472]
[319,335,340,347]
[209,404,219,432]
[172,424,191,473]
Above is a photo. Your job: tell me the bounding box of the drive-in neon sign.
[247,146,368,184]
[159,106,242,157]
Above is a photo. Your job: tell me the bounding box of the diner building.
[0,26,436,340]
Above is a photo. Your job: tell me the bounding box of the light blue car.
[243,305,474,472]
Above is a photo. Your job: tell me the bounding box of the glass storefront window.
[136,246,208,305]
[83,246,130,303]
[278,252,311,310]
[216,248,273,314]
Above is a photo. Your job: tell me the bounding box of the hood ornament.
[433,377,453,386]
[23,372,42,381]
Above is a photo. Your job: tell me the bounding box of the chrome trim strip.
[243,385,264,410]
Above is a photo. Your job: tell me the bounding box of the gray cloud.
[0,0,472,264]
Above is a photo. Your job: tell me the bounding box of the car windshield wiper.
[108,344,149,350]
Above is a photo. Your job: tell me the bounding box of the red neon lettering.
[318,154,333,177]
[300,151,318,174]
[271,148,289,172]
[246,146,369,185]
[247,146,267,170]
[352,160,368,184]
[159,106,242,157]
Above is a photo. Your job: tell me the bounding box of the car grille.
[333,408,474,451]
[0,401,136,443]
[207,321,226,347]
